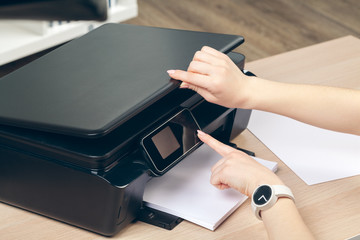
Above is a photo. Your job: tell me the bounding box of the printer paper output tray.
[0,24,251,236]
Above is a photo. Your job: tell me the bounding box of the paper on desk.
[248,110,360,185]
[143,143,277,231]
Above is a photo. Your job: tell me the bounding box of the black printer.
[0,24,251,236]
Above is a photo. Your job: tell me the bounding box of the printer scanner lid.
[0,24,244,138]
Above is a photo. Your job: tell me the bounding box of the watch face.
[253,185,272,206]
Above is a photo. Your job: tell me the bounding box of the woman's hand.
[197,130,283,196]
[167,46,254,109]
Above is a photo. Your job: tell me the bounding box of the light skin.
[197,130,314,240]
[167,46,360,135]
[167,46,360,239]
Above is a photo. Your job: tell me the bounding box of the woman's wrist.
[238,76,270,110]
[242,76,290,112]
[247,172,284,197]
[261,196,295,219]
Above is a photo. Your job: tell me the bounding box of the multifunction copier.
[0,24,251,236]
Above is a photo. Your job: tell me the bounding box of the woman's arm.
[248,78,360,135]
[197,131,315,240]
[168,46,360,135]
[261,197,315,240]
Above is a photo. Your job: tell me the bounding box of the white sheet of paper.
[143,143,277,231]
[248,110,360,185]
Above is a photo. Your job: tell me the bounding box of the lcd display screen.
[141,109,201,176]
[151,126,180,159]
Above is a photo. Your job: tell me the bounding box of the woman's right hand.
[197,130,283,196]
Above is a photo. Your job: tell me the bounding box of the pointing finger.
[197,130,234,156]
[167,69,211,90]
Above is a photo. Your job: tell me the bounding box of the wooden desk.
[1,36,360,240]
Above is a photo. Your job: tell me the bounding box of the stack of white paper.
[143,144,278,230]
[248,110,360,185]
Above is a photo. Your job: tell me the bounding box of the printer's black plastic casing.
[0,24,251,236]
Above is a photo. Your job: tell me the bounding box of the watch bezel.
[251,184,295,220]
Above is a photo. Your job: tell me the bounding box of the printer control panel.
[140,109,201,176]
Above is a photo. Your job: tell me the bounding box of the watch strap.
[272,185,295,201]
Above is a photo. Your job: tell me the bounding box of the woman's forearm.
[246,77,360,135]
[261,198,315,240]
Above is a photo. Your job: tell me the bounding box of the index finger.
[167,69,211,90]
[197,130,234,156]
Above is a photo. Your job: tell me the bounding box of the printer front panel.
[0,143,150,236]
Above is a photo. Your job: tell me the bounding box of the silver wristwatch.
[251,184,295,220]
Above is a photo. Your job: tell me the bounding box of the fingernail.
[197,130,206,136]
[180,82,189,88]
[167,70,175,74]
